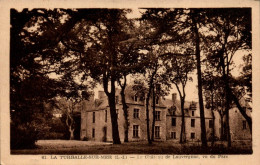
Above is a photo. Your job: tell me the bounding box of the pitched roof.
[163,98,214,118]
[82,98,109,112]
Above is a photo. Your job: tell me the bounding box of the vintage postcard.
[1,0,260,164]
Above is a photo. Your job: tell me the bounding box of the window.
[134,95,138,102]
[105,110,107,122]
[133,108,139,118]
[192,111,194,116]
[191,119,195,127]
[172,117,176,126]
[93,112,95,123]
[156,97,159,104]
[155,111,161,121]
[172,110,176,116]
[243,120,247,130]
[155,126,160,138]
[156,84,161,92]
[116,109,119,119]
[92,128,95,138]
[115,96,119,104]
[209,120,213,128]
[191,132,195,139]
[133,125,139,138]
[170,132,176,139]
[103,127,107,141]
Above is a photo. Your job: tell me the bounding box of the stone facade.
[166,99,216,142]
[229,99,252,140]
[80,86,252,142]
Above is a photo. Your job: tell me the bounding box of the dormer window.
[134,95,138,102]
[156,96,159,105]
[192,111,194,116]
[156,84,161,92]
[93,112,95,123]
[155,111,161,121]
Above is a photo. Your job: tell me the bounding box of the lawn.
[11,140,252,155]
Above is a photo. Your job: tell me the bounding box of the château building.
[80,86,252,142]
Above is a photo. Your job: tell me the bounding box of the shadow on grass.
[11,141,252,155]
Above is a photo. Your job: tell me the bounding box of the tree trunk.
[108,79,121,144]
[145,70,157,144]
[221,66,231,147]
[222,69,231,147]
[69,127,75,140]
[145,92,152,144]
[218,112,225,141]
[225,107,231,147]
[191,10,207,147]
[210,101,215,146]
[180,98,186,143]
[219,41,231,147]
[120,81,129,142]
[66,111,75,140]
[151,86,156,141]
[103,74,121,144]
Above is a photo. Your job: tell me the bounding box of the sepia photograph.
[1,0,260,164]
[9,7,253,155]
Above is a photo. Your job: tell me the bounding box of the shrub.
[11,122,38,149]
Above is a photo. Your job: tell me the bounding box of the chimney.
[82,91,94,101]
[156,84,161,92]
[98,91,106,99]
[172,93,177,105]
[89,91,95,102]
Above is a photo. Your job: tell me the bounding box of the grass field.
[11,140,252,155]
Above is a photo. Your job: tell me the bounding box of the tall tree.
[133,65,158,144]
[140,8,192,143]
[18,8,149,144]
[202,70,223,145]
[189,9,208,147]
[117,74,129,142]
[116,18,147,142]
[10,9,68,148]
[203,9,252,146]
[34,9,143,144]
[80,9,147,144]
[164,49,196,143]
[55,71,90,140]
[133,78,152,144]
[10,8,106,146]
[141,8,208,146]
[133,45,171,144]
